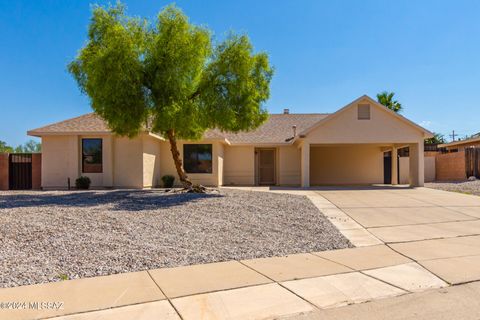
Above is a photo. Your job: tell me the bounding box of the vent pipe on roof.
[283,108,289,114]
[292,125,297,137]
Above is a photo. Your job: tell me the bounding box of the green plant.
[75,176,91,190]
[377,91,402,113]
[14,140,41,153]
[0,140,13,153]
[425,132,446,144]
[58,274,69,281]
[161,175,175,188]
[68,3,273,189]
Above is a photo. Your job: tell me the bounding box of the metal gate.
[9,153,32,190]
[466,148,480,179]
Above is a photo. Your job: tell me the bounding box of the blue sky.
[1,0,479,146]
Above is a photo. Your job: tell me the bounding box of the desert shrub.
[161,175,175,188]
[75,176,91,190]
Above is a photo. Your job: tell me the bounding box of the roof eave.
[27,131,113,137]
[439,137,480,148]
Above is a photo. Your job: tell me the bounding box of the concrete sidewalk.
[283,281,480,320]
[0,245,451,320]
[1,186,480,320]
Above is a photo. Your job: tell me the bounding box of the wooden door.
[258,149,276,185]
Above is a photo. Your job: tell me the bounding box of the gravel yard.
[0,189,351,288]
[426,180,480,196]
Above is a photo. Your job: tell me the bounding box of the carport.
[296,96,431,187]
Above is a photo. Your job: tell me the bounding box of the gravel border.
[425,180,480,196]
[0,189,352,288]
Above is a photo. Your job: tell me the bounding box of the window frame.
[183,144,213,174]
[82,138,103,173]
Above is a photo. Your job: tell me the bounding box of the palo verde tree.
[377,91,402,113]
[69,3,273,189]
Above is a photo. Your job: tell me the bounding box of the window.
[358,104,371,120]
[184,144,212,173]
[82,139,102,173]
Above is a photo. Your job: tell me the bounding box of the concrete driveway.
[315,186,480,285]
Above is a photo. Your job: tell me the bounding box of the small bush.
[161,175,175,188]
[75,176,91,190]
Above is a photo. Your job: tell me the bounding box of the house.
[27,95,432,189]
[438,134,480,152]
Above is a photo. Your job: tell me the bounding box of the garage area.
[310,144,384,185]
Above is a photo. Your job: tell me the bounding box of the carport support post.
[391,146,398,185]
[409,142,424,187]
[301,141,310,187]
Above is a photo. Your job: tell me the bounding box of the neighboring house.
[438,135,480,152]
[28,95,432,189]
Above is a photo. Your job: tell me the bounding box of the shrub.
[161,175,175,188]
[75,176,91,190]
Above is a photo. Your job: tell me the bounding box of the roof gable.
[300,95,433,138]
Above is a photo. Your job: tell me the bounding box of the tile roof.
[28,112,330,144]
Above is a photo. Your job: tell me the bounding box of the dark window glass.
[184,144,212,173]
[82,139,102,173]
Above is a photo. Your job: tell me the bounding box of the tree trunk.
[166,129,193,188]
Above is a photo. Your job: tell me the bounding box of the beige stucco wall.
[159,140,224,187]
[42,133,162,189]
[42,134,115,188]
[223,146,255,185]
[217,143,224,186]
[142,135,161,188]
[306,98,425,144]
[41,135,79,188]
[399,156,435,184]
[310,145,384,185]
[278,145,301,185]
[113,135,144,188]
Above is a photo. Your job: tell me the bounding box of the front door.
[383,152,392,184]
[257,149,276,185]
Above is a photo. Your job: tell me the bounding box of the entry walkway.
[1,187,480,319]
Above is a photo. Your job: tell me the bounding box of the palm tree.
[376,91,402,113]
[425,132,446,144]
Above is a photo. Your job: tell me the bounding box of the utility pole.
[450,130,457,142]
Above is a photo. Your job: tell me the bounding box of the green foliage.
[14,140,41,153]
[75,176,91,190]
[0,140,41,153]
[376,91,402,113]
[161,174,175,188]
[68,3,273,141]
[58,274,69,281]
[0,141,13,153]
[425,132,446,144]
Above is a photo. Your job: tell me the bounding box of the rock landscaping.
[0,189,352,288]
[426,180,480,196]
